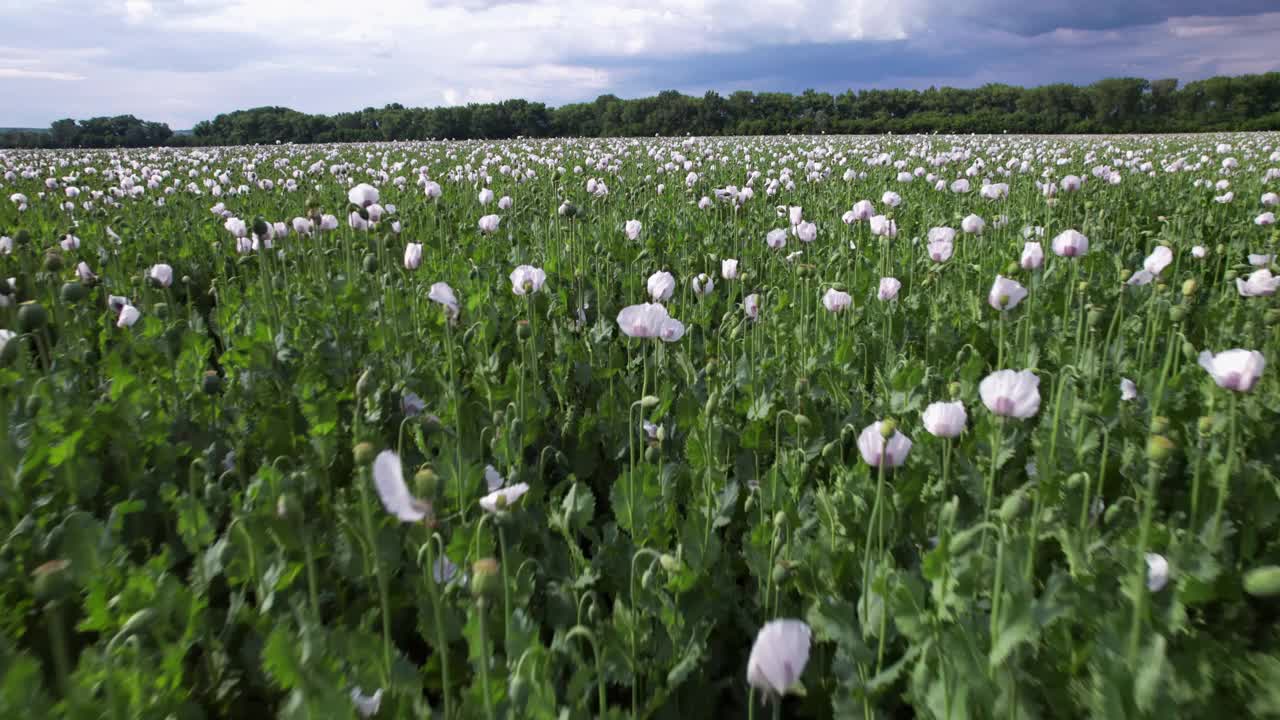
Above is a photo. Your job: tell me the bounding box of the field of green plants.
[2,133,1280,719]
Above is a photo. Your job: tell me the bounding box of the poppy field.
[3,133,1280,719]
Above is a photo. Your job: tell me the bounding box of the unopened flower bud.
[1146,435,1176,463]
[353,442,376,465]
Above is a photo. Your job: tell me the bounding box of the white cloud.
[0,67,85,81]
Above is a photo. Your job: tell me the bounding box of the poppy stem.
[477,599,496,720]
[1210,392,1238,546]
[423,538,453,720]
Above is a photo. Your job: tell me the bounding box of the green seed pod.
[1224,270,1237,282]
[771,563,790,584]
[516,319,532,340]
[201,371,223,395]
[0,334,19,365]
[1088,306,1104,328]
[1146,435,1176,463]
[353,442,376,465]
[43,251,64,272]
[1150,416,1170,435]
[17,302,48,333]
[1198,416,1214,436]
[471,558,501,600]
[948,381,962,399]
[59,281,87,303]
[1004,261,1020,276]
[252,216,270,238]
[1169,306,1188,323]
[1181,278,1198,297]
[1243,566,1280,597]
[362,253,377,273]
[879,418,897,438]
[414,467,439,499]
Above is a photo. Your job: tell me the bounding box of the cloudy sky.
[1,0,1278,129]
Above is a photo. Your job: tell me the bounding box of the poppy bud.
[794,414,810,428]
[276,493,300,520]
[1182,341,1197,361]
[356,368,374,397]
[641,568,656,589]
[471,558,501,601]
[516,319,532,340]
[821,441,841,463]
[998,488,1028,523]
[201,371,223,395]
[493,409,506,426]
[1215,243,1226,256]
[640,395,660,408]
[116,608,158,640]
[644,446,660,463]
[879,418,897,438]
[773,511,787,529]
[353,442,376,465]
[704,391,719,416]
[1150,416,1169,434]
[18,301,48,332]
[948,381,962,399]
[1146,435,1175,463]
[1224,270,1237,282]
[1119,268,1131,282]
[31,559,72,602]
[362,254,377,273]
[1088,306,1104,328]
[59,281,87,303]
[1181,279,1197,297]
[1103,502,1123,525]
[1076,281,1088,293]
[414,467,439,499]
[659,554,680,573]
[1243,566,1280,597]
[1004,261,1019,276]
[744,494,756,512]
[1169,306,1188,323]
[1065,472,1086,490]
[43,251,64,272]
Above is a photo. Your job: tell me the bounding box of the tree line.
[4,74,1279,148]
